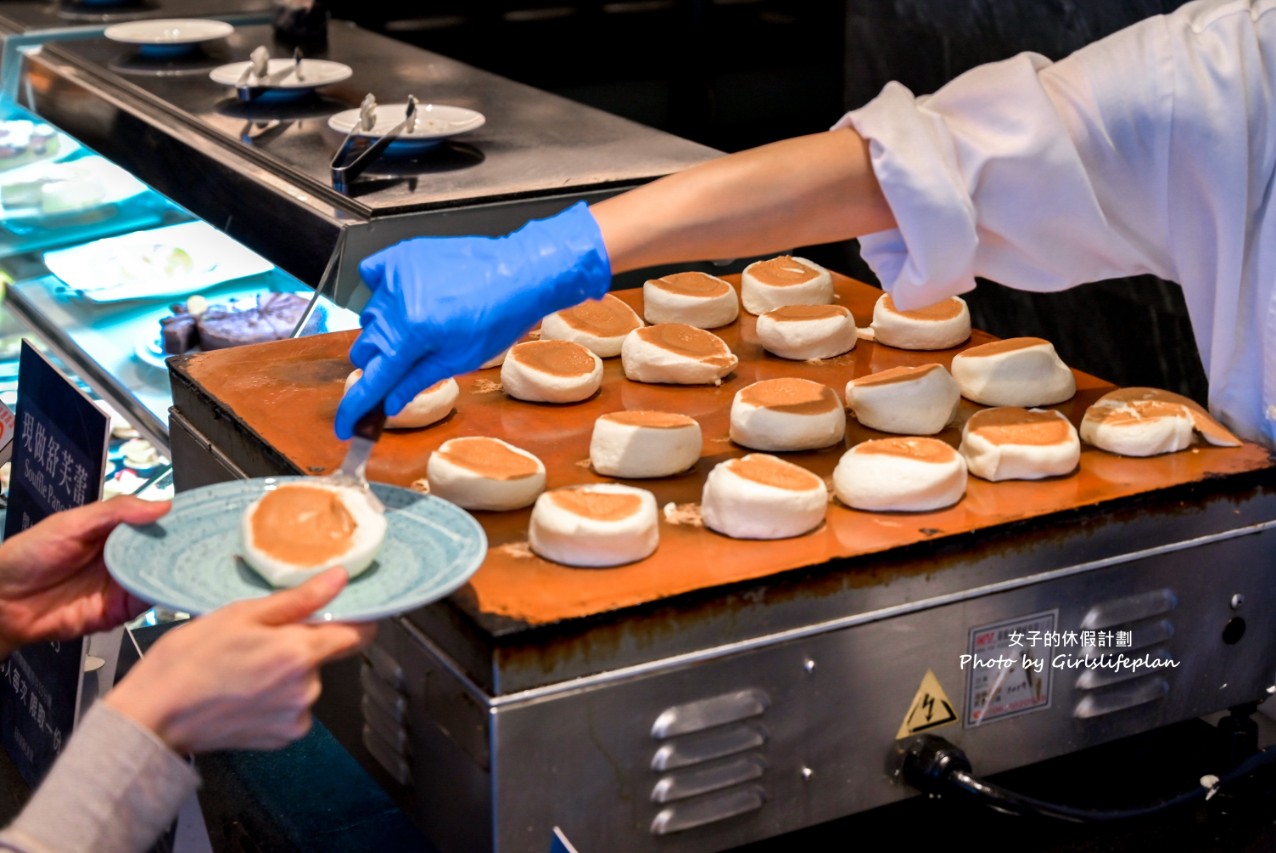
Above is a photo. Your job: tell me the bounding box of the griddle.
[166,273,1276,852]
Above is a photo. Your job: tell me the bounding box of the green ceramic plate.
[104,476,487,621]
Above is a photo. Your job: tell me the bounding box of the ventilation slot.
[360,655,411,785]
[648,690,770,835]
[1073,589,1178,721]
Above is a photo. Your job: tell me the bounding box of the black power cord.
[897,733,1276,823]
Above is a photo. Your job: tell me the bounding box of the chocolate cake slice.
[158,292,328,356]
[196,292,326,351]
[161,307,198,355]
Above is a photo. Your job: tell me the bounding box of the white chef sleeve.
[839,30,1176,311]
[838,0,1276,444]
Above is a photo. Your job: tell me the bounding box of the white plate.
[105,18,233,49]
[134,335,187,372]
[210,58,353,96]
[327,103,485,151]
[45,221,274,303]
[0,156,148,223]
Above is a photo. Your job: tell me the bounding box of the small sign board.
[0,341,109,784]
[550,827,582,853]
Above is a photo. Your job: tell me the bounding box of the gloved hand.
[335,202,612,439]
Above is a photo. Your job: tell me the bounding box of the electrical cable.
[898,733,1276,823]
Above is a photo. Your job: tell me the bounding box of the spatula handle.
[352,401,387,444]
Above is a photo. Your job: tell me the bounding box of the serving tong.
[330,94,418,191]
[235,46,305,101]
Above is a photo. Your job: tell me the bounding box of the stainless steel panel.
[371,515,1276,852]
[359,695,406,751]
[412,481,1276,698]
[1075,652,1175,689]
[361,724,411,786]
[168,366,305,480]
[652,690,770,739]
[650,786,767,837]
[651,756,767,803]
[1074,680,1170,719]
[650,724,767,772]
[359,664,406,719]
[1081,588,1177,629]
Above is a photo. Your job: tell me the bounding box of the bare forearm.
[592,128,893,273]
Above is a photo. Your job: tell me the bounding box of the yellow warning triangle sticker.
[896,668,958,739]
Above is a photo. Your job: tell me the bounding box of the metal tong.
[236,47,305,102]
[330,94,418,191]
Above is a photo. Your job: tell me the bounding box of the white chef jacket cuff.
[837,80,979,311]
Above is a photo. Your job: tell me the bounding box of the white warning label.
[964,611,1056,726]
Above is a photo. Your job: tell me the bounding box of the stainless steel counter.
[18,21,721,303]
[42,22,719,214]
[0,0,269,31]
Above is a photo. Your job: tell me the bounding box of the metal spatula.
[329,403,386,512]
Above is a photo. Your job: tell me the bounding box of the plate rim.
[103,476,488,622]
[326,103,486,142]
[0,156,148,223]
[105,18,235,45]
[133,336,178,372]
[209,58,354,90]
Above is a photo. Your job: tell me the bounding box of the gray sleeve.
[0,701,200,853]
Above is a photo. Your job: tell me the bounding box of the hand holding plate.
[0,496,170,658]
[101,567,375,754]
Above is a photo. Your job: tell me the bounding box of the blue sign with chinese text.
[0,341,109,784]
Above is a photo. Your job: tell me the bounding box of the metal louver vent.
[648,689,770,836]
[1072,589,1178,721]
[359,650,412,785]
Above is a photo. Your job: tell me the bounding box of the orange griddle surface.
[174,274,1274,627]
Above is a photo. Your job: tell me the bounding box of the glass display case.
[0,99,359,455]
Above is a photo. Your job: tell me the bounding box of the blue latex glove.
[335,201,611,439]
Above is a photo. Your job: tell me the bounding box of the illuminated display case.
[0,100,359,453]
